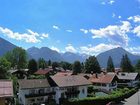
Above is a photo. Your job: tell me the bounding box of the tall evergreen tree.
[120,54,134,72]
[52,62,59,71]
[85,56,101,73]
[73,61,81,75]
[28,59,38,74]
[48,59,51,66]
[38,58,47,69]
[135,59,140,72]
[107,56,115,72]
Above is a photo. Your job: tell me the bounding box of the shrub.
[63,88,138,105]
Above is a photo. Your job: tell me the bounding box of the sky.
[0,0,140,55]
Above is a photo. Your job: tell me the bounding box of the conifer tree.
[107,56,115,72]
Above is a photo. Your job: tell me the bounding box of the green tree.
[107,56,115,72]
[73,61,81,75]
[28,59,38,74]
[38,58,47,69]
[52,62,59,70]
[48,59,52,66]
[135,59,140,72]
[5,47,27,69]
[60,61,72,70]
[120,54,134,72]
[0,57,11,79]
[85,56,101,73]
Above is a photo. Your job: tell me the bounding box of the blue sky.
[0,0,140,55]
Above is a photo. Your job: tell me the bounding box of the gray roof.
[18,79,50,89]
[117,72,139,80]
[51,75,92,87]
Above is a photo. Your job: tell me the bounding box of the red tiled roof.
[34,69,52,75]
[54,71,72,76]
[90,73,116,84]
[51,75,92,87]
[0,80,13,98]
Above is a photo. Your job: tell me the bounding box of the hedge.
[63,88,138,105]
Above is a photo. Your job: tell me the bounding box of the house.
[117,72,140,87]
[53,71,72,76]
[18,79,56,105]
[9,69,28,79]
[50,75,92,104]
[34,69,52,76]
[0,80,13,105]
[90,73,118,91]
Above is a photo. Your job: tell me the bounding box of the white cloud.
[128,15,140,23]
[40,37,44,40]
[0,27,44,43]
[108,0,115,5]
[80,29,88,34]
[133,25,140,37]
[101,0,115,5]
[125,47,140,55]
[65,44,77,53]
[0,27,49,43]
[53,25,60,30]
[89,21,131,46]
[118,16,122,19]
[66,30,72,32]
[42,33,49,38]
[51,46,60,52]
[80,43,120,55]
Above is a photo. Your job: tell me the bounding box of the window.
[39,89,44,94]
[29,89,35,94]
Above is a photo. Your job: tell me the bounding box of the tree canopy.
[85,56,101,73]
[38,58,47,69]
[28,59,38,74]
[5,47,27,70]
[107,56,115,72]
[120,54,134,72]
[73,61,81,75]
[0,57,11,79]
[135,59,140,73]
[52,62,59,71]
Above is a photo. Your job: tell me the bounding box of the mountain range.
[0,37,17,56]
[0,37,140,68]
[27,47,87,63]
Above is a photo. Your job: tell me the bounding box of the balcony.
[25,91,56,98]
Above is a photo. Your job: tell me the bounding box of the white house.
[90,73,118,91]
[50,75,91,104]
[18,79,56,105]
[117,72,140,87]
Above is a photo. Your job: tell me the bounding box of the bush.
[63,88,138,105]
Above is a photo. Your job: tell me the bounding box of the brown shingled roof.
[54,71,72,76]
[0,80,13,97]
[34,69,52,75]
[51,75,91,87]
[90,73,117,84]
[18,79,50,89]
